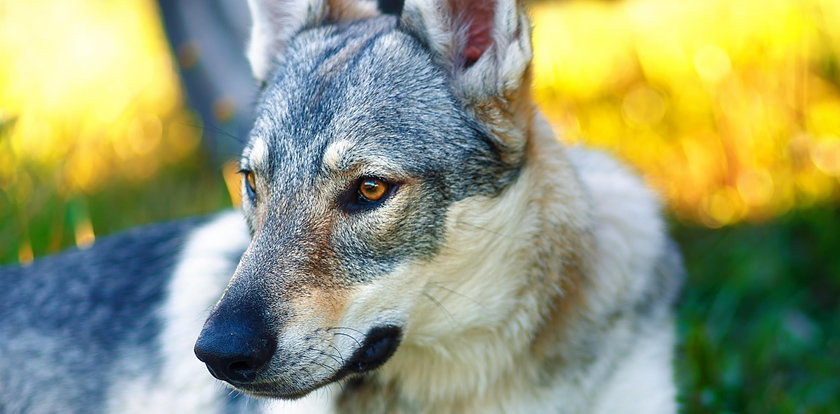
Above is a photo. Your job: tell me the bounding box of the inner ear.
[452,0,495,67]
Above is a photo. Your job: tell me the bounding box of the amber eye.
[240,169,257,200]
[358,178,388,202]
[246,172,257,192]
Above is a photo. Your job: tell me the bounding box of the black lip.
[343,325,403,373]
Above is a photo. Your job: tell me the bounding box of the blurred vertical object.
[157,0,255,164]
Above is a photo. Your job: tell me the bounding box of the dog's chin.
[234,378,340,400]
[233,325,403,400]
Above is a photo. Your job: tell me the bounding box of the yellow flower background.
[1,0,839,252]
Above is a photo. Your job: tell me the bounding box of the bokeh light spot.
[811,135,840,176]
[622,86,667,126]
[737,169,775,206]
[75,216,95,249]
[177,42,200,69]
[694,44,732,83]
[213,97,237,122]
[128,114,163,156]
[704,188,744,228]
[18,240,34,266]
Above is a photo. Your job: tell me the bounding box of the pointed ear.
[248,0,401,82]
[401,0,534,156]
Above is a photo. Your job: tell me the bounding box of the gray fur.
[0,216,250,414]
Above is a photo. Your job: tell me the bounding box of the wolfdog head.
[194,0,555,399]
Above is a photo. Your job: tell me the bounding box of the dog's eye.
[342,176,396,213]
[239,169,257,201]
[358,178,388,202]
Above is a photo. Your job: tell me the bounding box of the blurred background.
[1,0,838,411]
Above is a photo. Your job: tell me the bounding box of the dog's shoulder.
[0,216,213,413]
[563,147,681,414]
[567,146,662,227]
[568,146,682,308]
[568,146,670,272]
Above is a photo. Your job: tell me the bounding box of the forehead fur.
[248,16,516,198]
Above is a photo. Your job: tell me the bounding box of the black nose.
[194,308,277,384]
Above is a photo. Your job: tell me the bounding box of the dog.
[0,0,682,412]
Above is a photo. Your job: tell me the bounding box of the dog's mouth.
[233,325,403,400]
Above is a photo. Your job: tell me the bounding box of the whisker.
[426,281,483,306]
[330,331,363,348]
[328,326,367,336]
[422,291,457,327]
[326,342,345,360]
[301,366,318,389]
[310,359,338,373]
[318,349,343,366]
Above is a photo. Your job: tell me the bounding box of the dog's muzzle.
[194,304,403,398]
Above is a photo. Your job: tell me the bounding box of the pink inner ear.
[452,0,495,67]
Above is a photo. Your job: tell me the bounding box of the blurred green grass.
[0,143,232,264]
[674,207,840,413]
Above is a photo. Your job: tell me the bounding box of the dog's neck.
[335,112,616,413]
